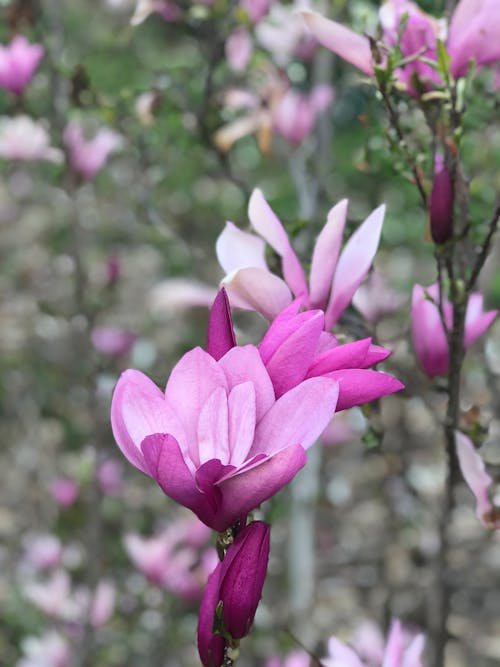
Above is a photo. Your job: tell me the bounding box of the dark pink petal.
[218,345,275,421]
[248,189,308,298]
[301,11,374,76]
[455,430,494,524]
[258,299,307,364]
[429,159,454,244]
[411,284,449,377]
[325,205,385,329]
[252,377,339,456]
[306,338,372,377]
[222,266,293,320]
[327,369,404,411]
[111,369,186,474]
[365,343,392,366]
[309,199,348,309]
[198,564,225,667]
[195,460,235,514]
[207,288,236,361]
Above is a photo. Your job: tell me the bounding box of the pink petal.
[197,387,230,466]
[218,345,275,421]
[252,377,339,456]
[216,221,268,274]
[228,382,257,466]
[382,620,404,667]
[366,343,392,366]
[309,199,348,308]
[464,293,497,348]
[402,634,425,667]
[214,445,307,531]
[301,11,374,76]
[455,430,494,524]
[248,189,308,298]
[258,299,306,363]
[165,347,227,461]
[198,563,225,667]
[411,284,449,377]
[327,369,404,411]
[325,205,385,329]
[222,266,293,320]
[306,338,372,377]
[111,369,187,474]
[326,637,365,667]
[448,0,500,77]
[207,288,236,361]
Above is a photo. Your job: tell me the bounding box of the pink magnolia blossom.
[323,619,425,667]
[302,0,500,93]
[63,122,123,181]
[124,515,217,600]
[24,570,86,622]
[273,84,334,145]
[266,651,311,667]
[455,430,500,529]
[22,534,63,571]
[91,326,136,357]
[90,580,115,628]
[352,271,405,325]
[240,0,272,23]
[0,116,63,163]
[111,344,339,531]
[98,458,124,496]
[149,278,217,316]
[198,521,270,667]
[226,27,253,73]
[50,477,79,507]
[256,0,317,66]
[17,631,70,667]
[0,36,44,96]
[411,283,497,377]
[217,189,385,328]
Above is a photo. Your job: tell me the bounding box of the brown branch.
[466,203,500,291]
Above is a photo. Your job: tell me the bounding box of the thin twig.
[466,203,500,291]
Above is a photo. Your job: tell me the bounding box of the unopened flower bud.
[429,158,453,244]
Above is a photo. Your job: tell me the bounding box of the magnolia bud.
[429,158,454,244]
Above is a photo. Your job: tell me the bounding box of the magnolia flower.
[240,0,272,24]
[50,477,79,507]
[411,284,497,377]
[323,619,425,667]
[217,189,385,328]
[256,0,316,67]
[131,0,181,24]
[91,326,136,357]
[90,580,115,628]
[0,116,63,163]
[198,522,270,667]
[272,85,334,145]
[111,344,339,531]
[226,27,253,73]
[63,122,123,181]
[22,534,63,571]
[352,271,405,325]
[23,570,86,622]
[98,459,124,496]
[0,36,44,96]
[16,631,70,667]
[455,430,500,529]
[302,0,500,92]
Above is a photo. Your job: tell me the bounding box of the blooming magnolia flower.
[16,631,70,667]
[302,0,500,93]
[226,27,253,73]
[91,326,136,357]
[198,521,270,667]
[411,283,497,377]
[352,271,405,325]
[111,344,339,531]
[455,430,500,529]
[0,36,44,96]
[273,84,334,146]
[323,619,425,667]
[0,116,63,163]
[217,189,385,328]
[63,122,123,181]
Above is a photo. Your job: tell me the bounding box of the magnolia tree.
[1,1,499,667]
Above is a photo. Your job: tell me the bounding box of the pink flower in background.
[240,0,272,23]
[266,650,311,667]
[217,189,385,328]
[98,459,124,496]
[50,477,80,507]
[198,521,270,667]
[256,0,317,67]
[352,271,405,325]
[273,84,334,145]
[0,116,63,163]
[323,619,425,667]
[124,515,217,599]
[17,631,70,667]
[91,326,136,357]
[411,284,497,377]
[22,534,63,571]
[131,0,181,24]
[0,36,44,96]
[105,255,122,286]
[63,122,123,181]
[455,431,500,529]
[149,278,217,317]
[111,343,339,531]
[24,570,85,622]
[302,0,500,92]
[90,580,115,628]
[226,27,253,73]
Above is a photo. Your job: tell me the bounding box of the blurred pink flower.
[0,116,63,163]
[226,27,253,73]
[98,459,124,496]
[24,570,85,622]
[63,122,123,181]
[149,278,217,317]
[111,344,339,531]
[455,430,500,529]
[131,0,181,24]
[302,0,500,93]
[105,255,122,286]
[323,619,425,667]
[198,521,270,666]
[91,326,136,357]
[273,84,334,145]
[90,580,115,628]
[50,477,79,507]
[352,271,405,325]
[256,0,317,66]
[22,534,63,571]
[240,0,272,23]
[266,650,311,667]
[411,283,497,377]
[217,189,385,328]
[0,36,44,96]
[17,631,70,667]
